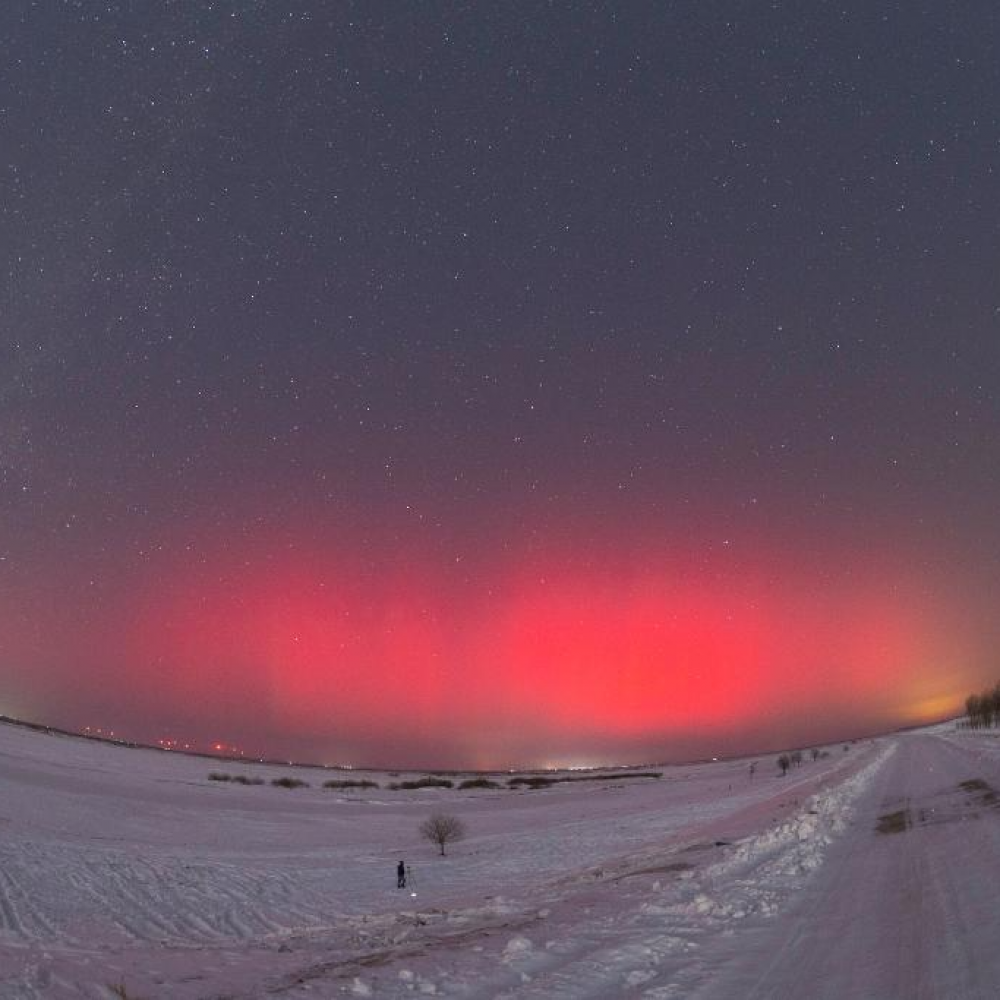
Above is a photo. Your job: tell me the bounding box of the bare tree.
[982,693,995,729]
[420,812,466,856]
[966,693,980,727]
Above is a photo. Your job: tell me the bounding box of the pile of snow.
[663,742,897,925]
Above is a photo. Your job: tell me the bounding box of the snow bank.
[669,742,896,924]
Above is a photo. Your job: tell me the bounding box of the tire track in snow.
[464,741,897,999]
[0,868,27,937]
[709,733,1000,1000]
[254,746,895,1000]
[0,852,61,941]
[0,838,352,952]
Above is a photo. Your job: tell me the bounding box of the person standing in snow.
[397,859,406,888]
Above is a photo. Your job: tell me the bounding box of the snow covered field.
[2,719,999,998]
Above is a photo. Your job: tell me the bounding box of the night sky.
[2,3,999,769]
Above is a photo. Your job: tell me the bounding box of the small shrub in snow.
[390,776,454,790]
[208,772,231,782]
[508,772,660,790]
[420,812,466,855]
[271,777,309,789]
[508,776,555,789]
[581,771,661,782]
[459,777,501,789]
[323,778,379,789]
[230,774,264,785]
[109,984,145,1000]
[876,809,910,835]
[777,754,790,776]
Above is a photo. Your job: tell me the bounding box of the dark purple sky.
[1,3,998,767]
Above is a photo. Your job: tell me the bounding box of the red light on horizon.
[118,534,974,763]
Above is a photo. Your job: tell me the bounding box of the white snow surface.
[2,720,999,997]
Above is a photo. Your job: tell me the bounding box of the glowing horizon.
[3,519,984,771]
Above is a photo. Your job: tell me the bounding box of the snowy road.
[701,732,1000,1000]
[3,722,1000,997]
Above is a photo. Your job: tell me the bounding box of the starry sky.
[2,2,999,769]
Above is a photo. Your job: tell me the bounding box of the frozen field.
[2,719,1000,998]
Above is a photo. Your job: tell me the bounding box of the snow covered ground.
[2,718,999,998]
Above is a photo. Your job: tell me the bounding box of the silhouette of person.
[397,860,406,888]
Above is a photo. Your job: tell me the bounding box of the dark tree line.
[777,748,814,775]
[965,683,1000,729]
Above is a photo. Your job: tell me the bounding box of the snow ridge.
[444,744,898,999]
[676,741,897,924]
